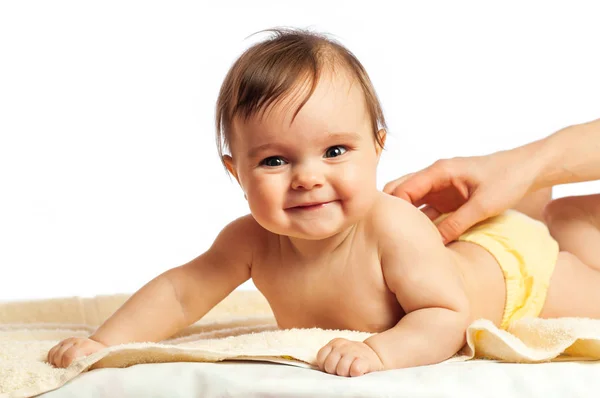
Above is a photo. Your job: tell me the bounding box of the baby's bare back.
[250,227,403,333]
[447,241,507,327]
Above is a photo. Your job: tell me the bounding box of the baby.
[48,28,600,377]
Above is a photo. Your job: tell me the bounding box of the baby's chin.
[253,205,375,240]
[260,219,356,241]
[283,229,342,241]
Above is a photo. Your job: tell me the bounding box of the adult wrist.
[491,142,548,193]
[522,138,560,191]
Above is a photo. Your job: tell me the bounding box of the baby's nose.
[291,163,324,190]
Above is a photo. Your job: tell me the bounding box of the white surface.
[1,1,600,300]
[39,360,600,398]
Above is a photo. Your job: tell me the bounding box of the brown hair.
[215,28,387,166]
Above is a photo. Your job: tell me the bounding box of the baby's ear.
[376,129,387,156]
[222,155,240,183]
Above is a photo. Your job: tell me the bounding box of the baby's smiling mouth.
[286,201,335,211]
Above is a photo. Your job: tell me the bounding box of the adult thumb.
[436,202,484,244]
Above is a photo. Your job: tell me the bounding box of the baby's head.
[216,28,387,240]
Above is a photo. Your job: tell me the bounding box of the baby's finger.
[47,344,60,365]
[316,344,333,370]
[349,358,367,377]
[55,341,76,368]
[60,347,82,368]
[323,349,342,375]
[48,341,70,366]
[335,354,356,377]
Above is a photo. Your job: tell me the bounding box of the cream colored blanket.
[2,290,600,398]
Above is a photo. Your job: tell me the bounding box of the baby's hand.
[316,338,384,377]
[47,337,107,368]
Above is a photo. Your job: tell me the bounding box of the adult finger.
[436,198,487,244]
[388,171,438,205]
[383,173,414,195]
[420,204,443,221]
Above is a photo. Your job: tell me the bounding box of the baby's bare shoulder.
[211,214,270,264]
[226,214,267,237]
[368,192,443,245]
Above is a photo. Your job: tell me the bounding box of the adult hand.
[384,151,538,244]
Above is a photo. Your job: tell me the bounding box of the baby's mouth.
[286,200,335,211]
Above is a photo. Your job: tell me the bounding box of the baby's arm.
[365,199,471,369]
[48,215,257,367]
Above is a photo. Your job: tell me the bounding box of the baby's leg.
[512,187,553,222]
[540,251,600,319]
[540,193,600,319]
[543,194,600,271]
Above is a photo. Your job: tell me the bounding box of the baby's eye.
[260,156,287,167]
[324,146,347,158]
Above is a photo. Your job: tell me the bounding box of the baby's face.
[226,71,383,240]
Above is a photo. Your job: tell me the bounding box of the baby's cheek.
[245,186,272,216]
[251,178,290,214]
[337,175,377,219]
[339,163,377,196]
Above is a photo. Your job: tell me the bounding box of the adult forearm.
[529,118,600,189]
[90,272,188,346]
[364,308,468,369]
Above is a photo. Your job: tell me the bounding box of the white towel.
[1,291,600,398]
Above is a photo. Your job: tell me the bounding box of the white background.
[1,1,599,301]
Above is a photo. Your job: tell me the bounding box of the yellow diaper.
[438,210,559,330]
